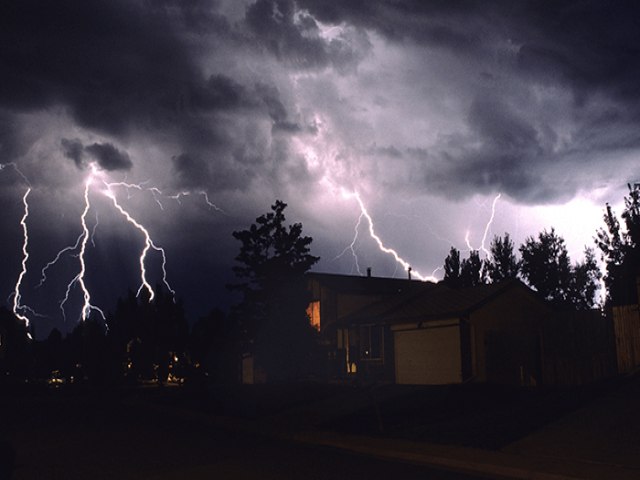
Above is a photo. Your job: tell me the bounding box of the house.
[331,279,555,386]
[306,271,436,377]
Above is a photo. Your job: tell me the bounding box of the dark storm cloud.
[61,138,85,169]
[298,0,484,52]
[245,0,371,72]
[256,83,302,133]
[172,152,252,191]
[61,139,132,171]
[85,143,133,171]
[297,1,640,202]
[0,0,317,195]
[0,0,202,136]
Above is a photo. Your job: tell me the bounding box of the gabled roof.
[307,271,436,296]
[339,279,549,325]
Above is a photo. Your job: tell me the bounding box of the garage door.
[394,326,462,385]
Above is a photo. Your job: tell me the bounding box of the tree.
[460,250,486,287]
[443,247,462,287]
[443,247,486,287]
[596,183,640,305]
[105,287,189,384]
[0,307,32,382]
[520,228,572,304]
[230,200,320,382]
[485,233,520,283]
[189,308,238,384]
[520,228,600,309]
[569,248,602,310]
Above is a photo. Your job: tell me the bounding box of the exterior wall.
[308,278,391,334]
[469,287,549,385]
[612,304,640,374]
[392,319,462,385]
[308,277,402,379]
[543,310,616,386]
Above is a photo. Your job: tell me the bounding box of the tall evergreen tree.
[230,200,320,382]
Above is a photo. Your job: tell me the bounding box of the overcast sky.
[2,0,639,335]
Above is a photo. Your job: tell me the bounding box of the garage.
[393,322,462,385]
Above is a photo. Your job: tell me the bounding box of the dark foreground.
[1,387,490,480]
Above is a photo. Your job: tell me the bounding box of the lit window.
[306,301,321,331]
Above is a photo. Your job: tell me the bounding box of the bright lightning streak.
[334,211,365,276]
[37,233,83,288]
[12,188,33,335]
[341,190,438,282]
[59,168,105,322]
[169,191,224,212]
[1,162,38,337]
[107,181,224,214]
[103,184,175,301]
[465,193,501,257]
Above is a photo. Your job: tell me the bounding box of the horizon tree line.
[441,183,640,311]
[1,184,639,384]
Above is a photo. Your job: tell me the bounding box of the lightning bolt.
[59,166,105,322]
[103,182,175,301]
[37,233,83,288]
[5,157,215,330]
[107,181,224,213]
[1,162,37,337]
[340,190,438,282]
[53,164,176,321]
[169,190,224,212]
[465,193,501,257]
[334,210,365,276]
[12,188,33,334]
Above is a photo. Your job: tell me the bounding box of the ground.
[2,374,640,479]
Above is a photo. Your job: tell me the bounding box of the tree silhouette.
[230,200,320,382]
[520,228,600,309]
[106,287,188,384]
[443,247,462,287]
[0,306,32,382]
[520,228,572,304]
[460,250,485,287]
[485,233,520,283]
[444,248,486,287]
[569,248,601,310]
[596,183,640,305]
[190,308,238,384]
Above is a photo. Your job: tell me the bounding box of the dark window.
[360,325,383,361]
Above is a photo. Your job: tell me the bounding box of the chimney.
[408,267,412,280]
[367,267,372,278]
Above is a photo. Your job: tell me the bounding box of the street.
[3,388,492,480]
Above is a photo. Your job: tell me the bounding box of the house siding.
[392,320,462,385]
[469,287,548,385]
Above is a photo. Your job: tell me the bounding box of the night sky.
[1,1,639,337]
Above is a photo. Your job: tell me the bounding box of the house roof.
[306,271,436,296]
[339,279,546,326]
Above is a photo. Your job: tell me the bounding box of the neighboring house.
[306,271,436,377]
[333,279,555,386]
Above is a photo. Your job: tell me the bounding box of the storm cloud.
[2,1,640,333]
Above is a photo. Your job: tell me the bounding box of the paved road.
[3,388,493,480]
